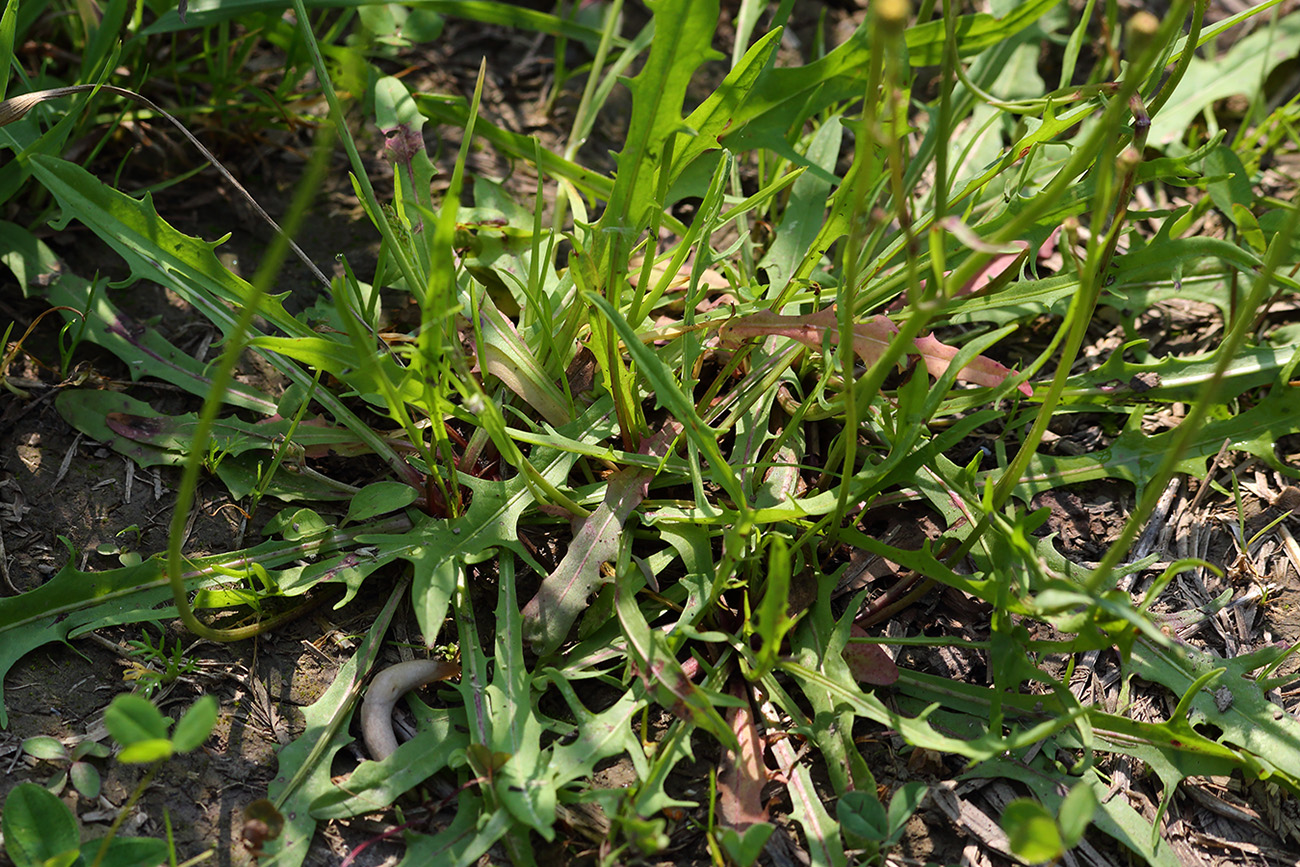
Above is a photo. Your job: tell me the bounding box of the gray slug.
[361,659,460,760]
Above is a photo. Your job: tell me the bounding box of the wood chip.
[52,432,82,490]
[931,781,1015,860]
[1278,525,1300,583]
[1183,781,1264,826]
[0,519,14,595]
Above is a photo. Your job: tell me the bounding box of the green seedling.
[94,524,142,568]
[123,627,199,699]
[1,694,217,867]
[1,307,83,397]
[56,276,98,379]
[103,692,217,765]
[836,783,928,865]
[18,734,110,800]
[1002,783,1099,865]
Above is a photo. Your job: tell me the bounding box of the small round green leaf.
[344,481,417,524]
[1003,798,1063,864]
[718,823,775,867]
[2,782,81,867]
[104,694,170,746]
[1058,782,1099,847]
[86,835,170,867]
[404,8,443,41]
[70,761,102,799]
[172,695,218,753]
[21,735,68,761]
[44,769,69,795]
[118,737,174,764]
[71,739,110,761]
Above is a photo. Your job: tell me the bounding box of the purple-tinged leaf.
[522,423,679,654]
[844,625,899,686]
[718,686,770,832]
[614,584,740,752]
[721,306,1032,395]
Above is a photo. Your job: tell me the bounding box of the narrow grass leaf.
[598,0,720,233]
[585,290,746,507]
[264,582,407,867]
[416,95,614,200]
[615,584,740,752]
[720,0,1060,157]
[144,0,620,45]
[0,0,16,102]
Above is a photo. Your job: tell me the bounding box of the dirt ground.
[5,3,1300,866]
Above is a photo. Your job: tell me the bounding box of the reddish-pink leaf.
[720,306,897,369]
[718,686,770,831]
[913,333,1033,396]
[844,625,899,686]
[721,306,1031,395]
[912,221,1063,299]
[954,243,1028,296]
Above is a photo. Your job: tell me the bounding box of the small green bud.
[1117,146,1142,173]
[1126,11,1160,61]
[873,0,911,33]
